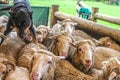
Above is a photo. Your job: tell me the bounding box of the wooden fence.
[91,7,120,25]
[50,5,120,43]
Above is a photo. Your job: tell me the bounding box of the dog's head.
[9,8,33,39]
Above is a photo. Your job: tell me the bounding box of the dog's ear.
[9,11,15,17]
[28,11,33,15]
[28,11,33,19]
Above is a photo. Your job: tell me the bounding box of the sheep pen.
[0,3,120,80]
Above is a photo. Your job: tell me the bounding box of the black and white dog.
[0,0,36,42]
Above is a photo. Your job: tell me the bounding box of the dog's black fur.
[0,0,36,42]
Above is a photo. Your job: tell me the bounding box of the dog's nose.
[20,34,25,39]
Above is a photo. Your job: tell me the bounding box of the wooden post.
[91,7,99,22]
[50,5,59,28]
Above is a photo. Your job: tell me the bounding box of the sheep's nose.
[116,75,120,80]
[85,59,91,64]
[31,73,40,80]
[60,52,67,57]
[34,73,39,76]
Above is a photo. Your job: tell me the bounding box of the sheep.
[0,33,26,64]
[68,40,96,73]
[36,25,51,43]
[21,25,51,43]
[93,47,120,70]
[51,18,77,35]
[102,58,120,80]
[68,39,120,73]
[54,60,96,80]
[18,42,47,71]
[5,66,30,80]
[0,54,16,80]
[30,48,65,80]
[0,15,8,24]
[72,30,98,45]
[97,37,120,51]
[0,15,8,33]
[43,32,74,58]
[0,15,8,22]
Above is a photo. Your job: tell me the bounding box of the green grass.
[29,0,120,30]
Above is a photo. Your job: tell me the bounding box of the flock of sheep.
[0,15,120,80]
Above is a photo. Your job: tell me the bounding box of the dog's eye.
[18,23,21,26]
[24,23,29,27]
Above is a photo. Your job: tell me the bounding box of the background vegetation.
[29,0,120,30]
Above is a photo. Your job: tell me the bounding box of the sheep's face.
[78,42,94,69]
[102,58,120,80]
[36,27,49,43]
[98,37,120,51]
[0,63,7,80]
[30,53,53,80]
[61,22,77,35]
[72,40,95,70]
[0,61,15,80]
[53,33,73,57]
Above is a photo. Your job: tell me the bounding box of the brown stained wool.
[54,60,96,80]
[0,36,26,64]
[18,42,46,71]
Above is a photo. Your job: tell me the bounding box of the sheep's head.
[98,37,120,51]
[36,25,51,43]
[0,61,15,80]
[0,15,8,23]
[30,48,65,80]
[58,19,77,35]
[49,32,74,57]
[102,58,120,80]
[71,40,95,71]
[0,33,7,45]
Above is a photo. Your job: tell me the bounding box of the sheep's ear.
[48,35,57,40]
[108,72,117,80]
[57,20,62,24]
[53,56,65,61]
[3,61,16,72]
[70,43,77,48]
[73,22,78,26]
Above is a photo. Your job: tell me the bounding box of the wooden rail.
[91,7,120,25]
[50,5,120,43]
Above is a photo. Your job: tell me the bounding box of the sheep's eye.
[36,31,41,34]
[2,71,5,74]
[44,31,47,34]
[48,61,52,64]
[56,40,59,43]
[106,43,111,46]
[78,48,82,51]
